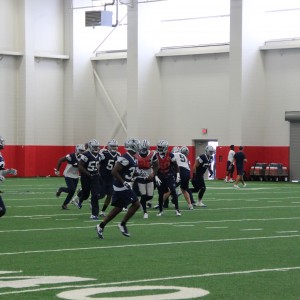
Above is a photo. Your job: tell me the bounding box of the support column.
[229,0,266,145]
[126,0,162,141]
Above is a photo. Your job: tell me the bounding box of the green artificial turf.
[0,177,299,299]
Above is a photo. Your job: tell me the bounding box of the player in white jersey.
[174,146,194,209]
[224,145,235,183]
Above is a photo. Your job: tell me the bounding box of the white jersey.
[63,153,80,179]
[173,152,190,171]
[227,149,235,164]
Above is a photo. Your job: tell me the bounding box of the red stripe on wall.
[1,145,289,178]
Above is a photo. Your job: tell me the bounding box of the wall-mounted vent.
[85,11,113,27]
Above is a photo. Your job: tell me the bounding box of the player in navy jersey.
[0,136,18,217]
[190,145,215,207]
[77,139,105,220]
[96,138,143,239]
[54,144,85,210]
[155,140,181,217]
[99,139,121,216]
[134,139,158,218]
[233,146,247,188]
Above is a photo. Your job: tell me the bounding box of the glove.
[0,175,5,182]
[54,168,60,176]
[123,181,131,190]
[9,169,17,175]
[155,176,162,186]
[176,173,181,183]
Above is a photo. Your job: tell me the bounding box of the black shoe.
[96,224,104,239]
[118,223,130,237]
[147,202,152,208]
[56,188,62,198]
[61,205,69,210]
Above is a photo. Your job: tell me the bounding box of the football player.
[96,138,142,239]
[190,145,215,207]
[176,146,194,209]
[98,139,121,217]
[134,139,158,218]
[77,139,105,220]
[155,140,181,216]
[0,136,18,217]
[54,144,85,210]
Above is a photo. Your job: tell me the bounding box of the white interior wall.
[0,0,299,147]
[158,53,230,145]
[263,49,300,146]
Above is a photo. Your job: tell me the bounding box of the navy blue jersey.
[234,151,246,168]
[113,152,137,189]
[79,151,104,176]
[63,152,81,178]
[0,153,5,170]
[99,149,121,181]
[195,154,213,176]
[66,152,80,167]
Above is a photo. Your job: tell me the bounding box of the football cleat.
[118,223,130,237]
[99,211,106,217]
[175,210,181,216]
[96,224,104,239]
[197,201,207,207]
[56,188,62,198]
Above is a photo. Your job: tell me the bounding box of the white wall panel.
[263,49,300,146]
[0,56,20,143]
[33,58,65,144]
[159,53,230,145]
[0,0,20,51]
[33,0,65,54]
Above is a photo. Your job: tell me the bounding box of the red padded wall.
[216,146,289,179]
[1,145,289,179]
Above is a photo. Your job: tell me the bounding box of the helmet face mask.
[107,139,118,153]
[180,146,189,156]
[88,139,100,154]
[205,145,215,156]
[75,144,85,154]
[140,139,150,155]
[125,138,140,153]
[157,140,168,155]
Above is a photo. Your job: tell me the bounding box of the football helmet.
[171,146,180,153]
[75,144,85,154]
[0,136,5,149]
[180,146,189,156]
[205,145,215,156]
[157,140,168,155]
[88,139,100,154]
[140,139,150,155]
[125,138,140,153]
[107,139,118,153]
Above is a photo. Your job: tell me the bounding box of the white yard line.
[1,216,300,233]
[240,228,263,231]
[206,226,228,229]
[0,234,299,256]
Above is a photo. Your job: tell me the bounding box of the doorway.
[193,139,218,179]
